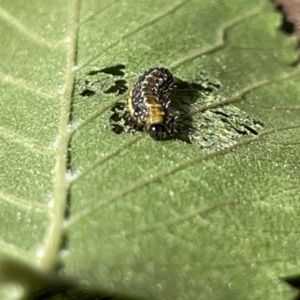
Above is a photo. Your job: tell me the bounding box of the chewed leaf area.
[76,66,263,151]
[272,0,300,65]
[75,64,127,97]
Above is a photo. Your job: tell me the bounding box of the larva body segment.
[127,67,175,140]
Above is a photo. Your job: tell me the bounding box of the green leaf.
[0,0,299,299]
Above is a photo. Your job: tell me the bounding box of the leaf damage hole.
[75,66,264,152]
[89,64,126,76]
[108,70,264,151]
[76,64,127,97]
[271,0,300,65]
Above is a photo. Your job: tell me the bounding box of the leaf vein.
[70,92,127,135]
[191,69,300,115]
[0,69,56,98]
[0,125,54,154]
[66,124,300,229]
[0,189,48,212]
[0,5,65,48]
[0,238,35,263]
[79,0,120,26]
[38,0,80,271]
[69,133,144,185]
[169,6,264,70]
[107,184,300,240]
[75,0,190,72]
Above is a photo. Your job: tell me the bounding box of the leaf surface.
[0,0,299,299]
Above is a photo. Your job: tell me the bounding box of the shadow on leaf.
[282,274,300,300]
[109,71,263,151]
[0,258,146,300]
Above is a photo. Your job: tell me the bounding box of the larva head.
[149,123,168,140]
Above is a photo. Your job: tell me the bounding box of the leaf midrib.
[37,0,80,272]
